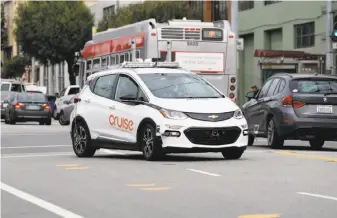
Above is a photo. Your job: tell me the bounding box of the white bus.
[78,18,238,102]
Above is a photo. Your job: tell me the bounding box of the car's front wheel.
[140,123,163,161]
[58,111,69,125]
[222,147,244,160]
[309,139,324,150]
[248,134,255,146]
[71,121,96,157]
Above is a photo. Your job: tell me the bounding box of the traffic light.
[332,16,337,42]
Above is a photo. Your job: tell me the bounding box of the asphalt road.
[1,120,337,218]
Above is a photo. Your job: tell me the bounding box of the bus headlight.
[233,109,243,119]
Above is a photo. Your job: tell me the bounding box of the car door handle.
[109,105,115,110]
[84,99,91,103]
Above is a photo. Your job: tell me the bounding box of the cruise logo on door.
[109,114,134,132]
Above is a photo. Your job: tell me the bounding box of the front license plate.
[317,105,333,114]
[26,105,40,110]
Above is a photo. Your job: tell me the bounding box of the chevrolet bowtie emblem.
[208,115,218,119]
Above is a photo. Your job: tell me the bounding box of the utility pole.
[326,0,333,74]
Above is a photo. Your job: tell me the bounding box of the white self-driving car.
[70,61,248,161]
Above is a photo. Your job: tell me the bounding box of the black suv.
[242,73,337,149]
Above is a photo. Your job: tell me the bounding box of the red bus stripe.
[81,32,145,59]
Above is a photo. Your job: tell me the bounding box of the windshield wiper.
[324,92,337,96]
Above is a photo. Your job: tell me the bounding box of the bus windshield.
[139,73,223,99]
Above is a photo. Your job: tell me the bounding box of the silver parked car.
[58,96,75,125]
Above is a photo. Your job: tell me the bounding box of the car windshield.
[290,78,337,94]
[138,73,222,99]
[17,92,47,102]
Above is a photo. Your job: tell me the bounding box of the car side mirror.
[55,93,59,98]
[119,95,137,101]
[246,91,256,99]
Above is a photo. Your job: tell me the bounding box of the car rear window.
[17,92,47,102]
[290,78,337,93]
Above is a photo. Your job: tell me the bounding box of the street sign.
[237,38,244,51]
[333,42,337,49]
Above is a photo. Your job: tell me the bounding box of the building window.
[294,22,315,48]
[213,0,228,21]
[264,1,282,5]
[103,5,115,17]
[239,1,254,12]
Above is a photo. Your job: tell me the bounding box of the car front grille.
[184,127,241,145]
[185,112,234,122]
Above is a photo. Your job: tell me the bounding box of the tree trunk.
[66,58,76,85]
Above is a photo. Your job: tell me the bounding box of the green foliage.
[97,1,203,32]
[14,1,94,84]
[2,55,30,79]
[1,3,7,49]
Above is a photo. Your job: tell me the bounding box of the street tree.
[2,56,30,79]
[1,3,7,50]
[15,1,94,85]
[97,1,203,32]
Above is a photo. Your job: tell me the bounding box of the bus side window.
[116,55,120,64]
[120,54,125,63]
[130,52,132,61]
[136,50,140,59]
[93,58,100,70]
[102,57,108,68]
[86,60,92,71]
[110,56,116,65]
[125,53,129,62]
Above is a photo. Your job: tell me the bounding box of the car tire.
[309,139,324,150]
[140,123,163,161]
[4,113,10,124]
[45,118,52,125]
[58,111,69,126]
[222,147,244,160]
[9,112,16,125]
[267,118,284,149]
[71,120,96,157]
[248,134,255,146]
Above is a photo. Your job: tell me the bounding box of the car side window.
[93,74,117,99]
[258,79,274,98]
[277,79,286,94]
[59,89,66,97]
[266,78,280,97]
[115,75,139,101]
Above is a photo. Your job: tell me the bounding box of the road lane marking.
[140,187,171,191]
[1,145,70,149]
[55,164,80,167]
[1,182,84,218]
[127,184,156,187]
[273,151,337,162]
[186,169,221,177]
[297,192,337,201]
[65,167,89,170]
[1,152,73,158]
[99,149,125,155]
[239,214,280,218]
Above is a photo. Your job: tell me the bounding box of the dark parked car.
[1,91,16,119]
[242,73,337,149]
[4,92,52,125]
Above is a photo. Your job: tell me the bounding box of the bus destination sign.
[202,29,223,41]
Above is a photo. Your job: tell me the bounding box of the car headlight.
[159,108,187,120]
[233,109,243,119]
